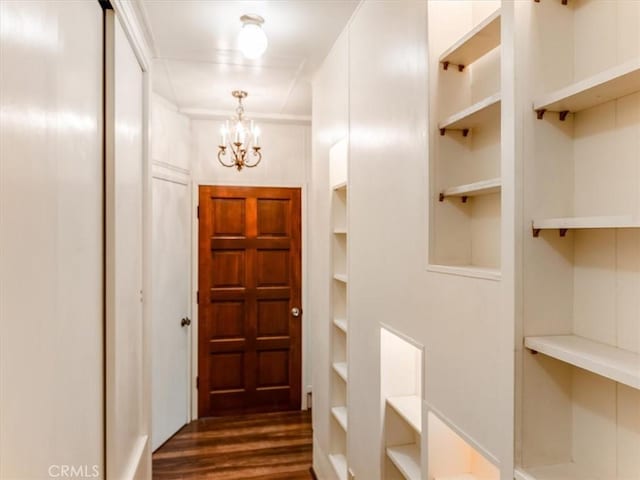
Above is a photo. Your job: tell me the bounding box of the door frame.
[190,181,310,419]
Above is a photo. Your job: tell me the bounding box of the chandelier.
[218,90,262,170]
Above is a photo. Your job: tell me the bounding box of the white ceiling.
[139,0,359,117]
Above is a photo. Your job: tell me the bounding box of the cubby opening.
[381,327,424,480]
[428,0,502,278]
[427,411,499,480]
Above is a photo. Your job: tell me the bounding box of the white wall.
[190,117,313,411]
[312,1,514,478]
[0,1,104,477]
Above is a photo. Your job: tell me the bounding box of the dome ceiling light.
[238,14,268,59]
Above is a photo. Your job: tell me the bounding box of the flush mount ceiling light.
[238,14,268,59]
[218,90,262,171]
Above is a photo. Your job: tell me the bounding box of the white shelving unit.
[329,138,349,480]
[381,328,424,480]
[386,444,421,480]
[519,1,640,478]
[439,178,501,202]
[533,58,640,115]
[429,4,502,276]
[438,93,501,134]
[439,8,501,70]
[386,396,422,433]
[329,453,348,480]
[525,335,640,390]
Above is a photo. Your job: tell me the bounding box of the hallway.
[152,411,313,480]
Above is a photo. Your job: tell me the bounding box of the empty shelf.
[525,335,640,390]
[532,215,640,235]
[427,264,501,281]
[333,318,348,333]
[332,181,347,191]
[334,273,348,283]
[435,475,479,480]
[331,406,348,431]
[386,444,421,480]
[515,462,597,480]
[334,228,347,234]
[440,178,501,201]
[329,453,348,480]
[438,93,501,133]
[386,395,422,433]
[533,58,640,114]
[333,362,348,382]
[439,9,501,69]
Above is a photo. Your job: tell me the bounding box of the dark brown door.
[198,186,302,417]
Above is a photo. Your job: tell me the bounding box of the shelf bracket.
[461,196,468,203]
[562,0,568,5]
[442,61,450,71]
[559,110,570,121]
[462,128,469,137]
[533,0,540,2]
[438,192,445,202]
[530,349,538,355]
[536,109,546,120]
[532,222,541,238]
[439,128,446,136]
[559,228,568,237]
[458,64,465,72]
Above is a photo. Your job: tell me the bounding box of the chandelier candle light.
[218,90,262,170]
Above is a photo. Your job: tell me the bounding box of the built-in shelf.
[438,93,501,135]
[333,318,348,333]
[439,9,501,71]
[427,264,501,281]
[533,58,640,116]
[439,178,501,202]
[386,395,422,433]
[386,444,421,480]
[332,181,347,191]
[435,475,479,480]
[334,228,347,234]
[333,362,348,382]
[334,273,348,283]
[331,406,348,431]
[329,453,348,480]
[532,215,640,236]
[514,462,594,480]
[525,335,640,390]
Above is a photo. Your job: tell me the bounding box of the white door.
[151,176,191,450]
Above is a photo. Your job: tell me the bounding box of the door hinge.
[196,291,199,304]
[196,376,199,389]
[197,205,199,219]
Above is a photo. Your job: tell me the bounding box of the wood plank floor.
[152,410,313,480]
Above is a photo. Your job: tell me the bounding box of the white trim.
[426,403,501,469]
[180,107,311,125]
[152,170,190,187]
[152,159,191,176]
[111,0,152,71]
[120,435,148,480]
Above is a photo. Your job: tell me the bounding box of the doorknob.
[181,317,191,327]
[291,307,301,317]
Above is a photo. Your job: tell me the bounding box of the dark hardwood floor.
[152,410,313,479]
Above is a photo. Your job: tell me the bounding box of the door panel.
[198,186,302,417]
[151,177,190,450]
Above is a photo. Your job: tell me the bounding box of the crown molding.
[179,108,311,125]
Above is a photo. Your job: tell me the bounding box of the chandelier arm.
[217,146,236,168]
[245,148,262,168]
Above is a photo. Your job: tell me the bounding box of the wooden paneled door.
[198,186,302,417]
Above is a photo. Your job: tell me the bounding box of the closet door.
[0,0,104,477]
[105,10,150,480]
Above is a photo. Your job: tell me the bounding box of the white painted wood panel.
[106,12,149,479]
[0,1,104,476]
